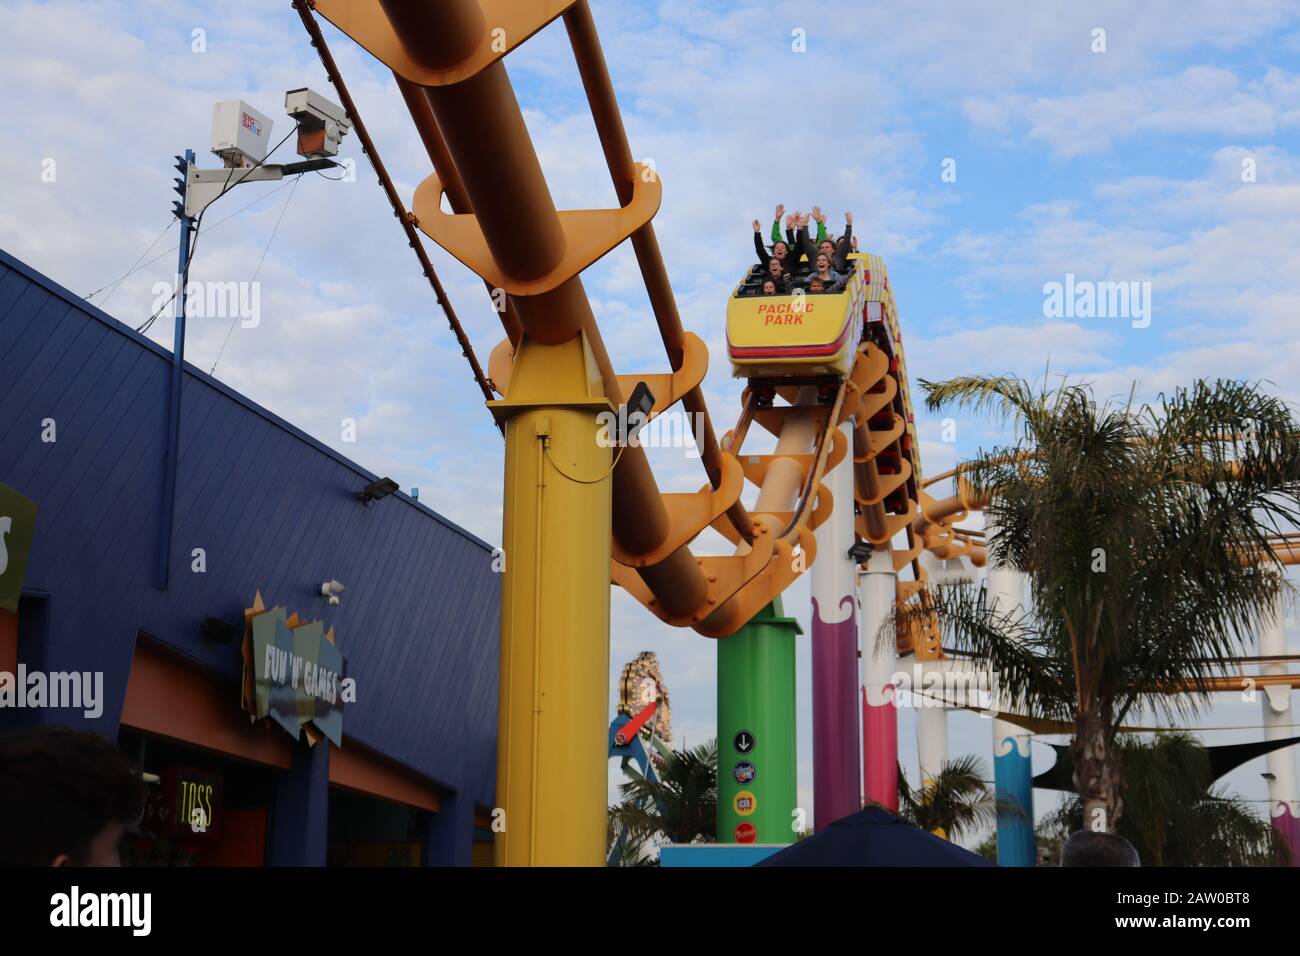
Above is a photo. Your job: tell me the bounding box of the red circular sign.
[734,822,757,844]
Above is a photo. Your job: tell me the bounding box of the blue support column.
[268,740,330,866]
[993,724,1036,866]
[423,788,475,866]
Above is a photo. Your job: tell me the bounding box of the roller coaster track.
[302,0,981,642]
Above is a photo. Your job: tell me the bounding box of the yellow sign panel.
[734,790,757,817]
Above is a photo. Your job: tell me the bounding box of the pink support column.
[810,421,861,828]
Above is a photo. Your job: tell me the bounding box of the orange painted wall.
[121,639,446,815]
[329,740,442,813]
[119,641,293,769]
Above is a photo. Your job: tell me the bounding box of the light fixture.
[621,380,656,445]
[1262,772,1277,782]
[201,616,243,644]
[847,540,872,563]
[357,477,399,502]
[320,580,346,606]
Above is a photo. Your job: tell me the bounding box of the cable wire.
[208,173,302,375]
[94,180,298,304]
[85,218,176,303]
[544,441,626,484]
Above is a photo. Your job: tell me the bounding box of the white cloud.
[965,66,1300,158]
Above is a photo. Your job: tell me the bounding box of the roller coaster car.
[727,253,869,380]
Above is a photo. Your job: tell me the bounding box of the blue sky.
[3,0,1300,845]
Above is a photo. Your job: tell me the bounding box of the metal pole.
[492,331,613,866]
[157,148,194,589]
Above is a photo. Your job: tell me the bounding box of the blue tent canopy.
[756,806,995,867]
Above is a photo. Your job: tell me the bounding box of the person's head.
[819,239,835,259]
[773,241,789,259]
[808,277,826,293]
[762,279,777,294]
[1060,830,1140,867]
[0,727,145,866]
[816,252,831,274]
[768,258,784,278]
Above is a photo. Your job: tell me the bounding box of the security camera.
[285,88,351,160]
[320,579,346,606]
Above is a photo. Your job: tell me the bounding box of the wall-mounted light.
[621,381,656,445]
[202,616,243,644]
[320,580,345,606]
[357,477,399,502]
[847,540,873,564]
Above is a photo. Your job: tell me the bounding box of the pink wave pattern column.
[1274,804,1300,866]
[812,595,862,827]
[862,683,898,811]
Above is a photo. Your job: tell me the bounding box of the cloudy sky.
[3,0,1300,845]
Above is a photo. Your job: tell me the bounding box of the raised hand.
[811,205,824,223]
[844,211,853,225]
[775,203,785,219]
[784,213,795,230]
[753,219,762,232]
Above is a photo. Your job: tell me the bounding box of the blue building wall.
[0,248,499,836]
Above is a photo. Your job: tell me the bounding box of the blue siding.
[0,247,499,806]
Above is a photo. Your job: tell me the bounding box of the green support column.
[717,599,800,846]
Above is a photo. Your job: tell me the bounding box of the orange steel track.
[307,0,978,639]
[304,0,1299,664]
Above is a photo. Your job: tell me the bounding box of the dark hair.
[1060,829,1141,867]
[0,727,145,865]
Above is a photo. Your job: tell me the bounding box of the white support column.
[987,552,1035,866]
[1258,596,1299,864]
[916,698,949,788]
[860,546,898,809]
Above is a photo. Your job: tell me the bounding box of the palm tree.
[1041,733,1283,866]
[895,754,1020,843]
[609,738,717,856]
[605,813,657,867]
[901,376,1300,831]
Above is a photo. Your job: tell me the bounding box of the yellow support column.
[489,330,614,866]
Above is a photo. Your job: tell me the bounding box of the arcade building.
[0,248,500,866]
